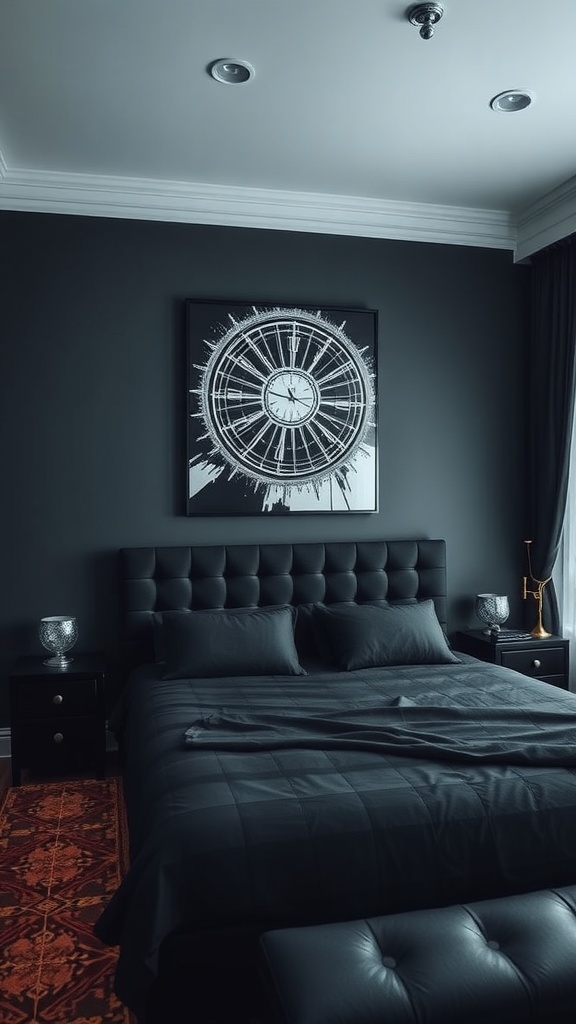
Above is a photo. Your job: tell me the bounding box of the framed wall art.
[185,299,378,515]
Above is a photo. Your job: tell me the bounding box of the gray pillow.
[152,609,187,663]
[312,600,460,671]
[161,605,306,679]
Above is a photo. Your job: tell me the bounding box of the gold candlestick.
[522,541,551,638]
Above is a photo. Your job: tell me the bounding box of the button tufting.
[487,939,500,950]
[382,956,397,968]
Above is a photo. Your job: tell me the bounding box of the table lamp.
[475,594,509,635]
[39,615,78,667]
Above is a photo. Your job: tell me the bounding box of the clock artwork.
[186,300,378,515]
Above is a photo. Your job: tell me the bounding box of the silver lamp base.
[39,615,78,669]
[476,594,509,636]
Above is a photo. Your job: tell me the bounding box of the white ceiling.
[1,0,575,260]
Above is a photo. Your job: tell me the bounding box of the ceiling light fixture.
[407,3,444,40]
[490,90,533,113]
[208,59,254,85]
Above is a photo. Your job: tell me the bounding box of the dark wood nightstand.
[455,630,569,690]
[9,653,107,786]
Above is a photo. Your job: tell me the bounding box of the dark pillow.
[161,605,306,679]
[153,605,296,662]
[312,600,461,671]
[152,609,188,663]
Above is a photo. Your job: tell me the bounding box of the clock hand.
[267,389,293,400]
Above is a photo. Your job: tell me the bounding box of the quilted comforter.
[95,657,576,1018]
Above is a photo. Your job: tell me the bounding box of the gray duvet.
[95,657,576,1018]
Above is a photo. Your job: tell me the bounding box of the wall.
[0,211,530,722]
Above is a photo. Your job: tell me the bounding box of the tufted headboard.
[120,539,449,673]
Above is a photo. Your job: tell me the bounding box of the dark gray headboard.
[120,539,449,671]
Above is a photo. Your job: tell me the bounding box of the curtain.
[560,429,576,680]
[528,234,576,636]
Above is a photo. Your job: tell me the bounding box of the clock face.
[199,308,374,485]
[263,369,320,427]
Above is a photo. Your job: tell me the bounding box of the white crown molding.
[4,150,576,258]
[515,175,576,261]
[0,161,516,251]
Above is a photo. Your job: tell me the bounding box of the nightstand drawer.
[16,716,102,762]
[500,646,566,678]
[16,677,97,717]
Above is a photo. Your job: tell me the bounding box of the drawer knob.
[52,694,63,705]
[53,732,64,744]
[532,659,541,669]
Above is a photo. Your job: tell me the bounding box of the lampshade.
[475,594,509,635]
[39,615,78,667]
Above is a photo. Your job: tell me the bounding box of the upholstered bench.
[260,885,576,1024]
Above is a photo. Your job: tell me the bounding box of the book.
[491,629,535,642]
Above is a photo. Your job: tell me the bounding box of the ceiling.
[1,0,575,260]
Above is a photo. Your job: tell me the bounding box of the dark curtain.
[528,233,576,634]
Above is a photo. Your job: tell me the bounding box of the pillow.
[153,605,295,662]
[160,605,306,679]
[312,600,461,671]
[152,609,188,663]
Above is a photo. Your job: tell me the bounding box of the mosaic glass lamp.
[475,594,509,635]
[39,615,78,667]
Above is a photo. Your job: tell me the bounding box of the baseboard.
[0,727,10,759]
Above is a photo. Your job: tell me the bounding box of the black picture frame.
[185,298,378,516]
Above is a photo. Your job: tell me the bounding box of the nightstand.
[455,630,569,690]
[9,653,107,786]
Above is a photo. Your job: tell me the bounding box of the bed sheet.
[96,657,576,1018]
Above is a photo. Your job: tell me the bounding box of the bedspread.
[184,701,576,763]
[95,658,576,1018]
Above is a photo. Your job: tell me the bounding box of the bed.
[95,539,576,1024]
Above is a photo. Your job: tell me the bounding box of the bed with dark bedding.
[95,540,576,1024]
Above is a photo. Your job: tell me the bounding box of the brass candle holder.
[522,540,551,639]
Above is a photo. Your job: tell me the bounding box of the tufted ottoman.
[259,885,576,1024]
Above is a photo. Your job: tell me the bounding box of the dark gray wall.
[0,211,529,721]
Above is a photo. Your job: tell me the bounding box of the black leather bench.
[260,885,576,1024]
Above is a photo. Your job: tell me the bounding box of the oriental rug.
[0,777,133,1024]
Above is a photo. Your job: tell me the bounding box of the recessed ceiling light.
[208,59,254,85]
[490,90,533,113]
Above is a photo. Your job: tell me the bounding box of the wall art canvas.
[185,299,378,515]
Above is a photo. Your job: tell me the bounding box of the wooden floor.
[0,758,10,796]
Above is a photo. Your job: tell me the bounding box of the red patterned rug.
[0,777,134,1024]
